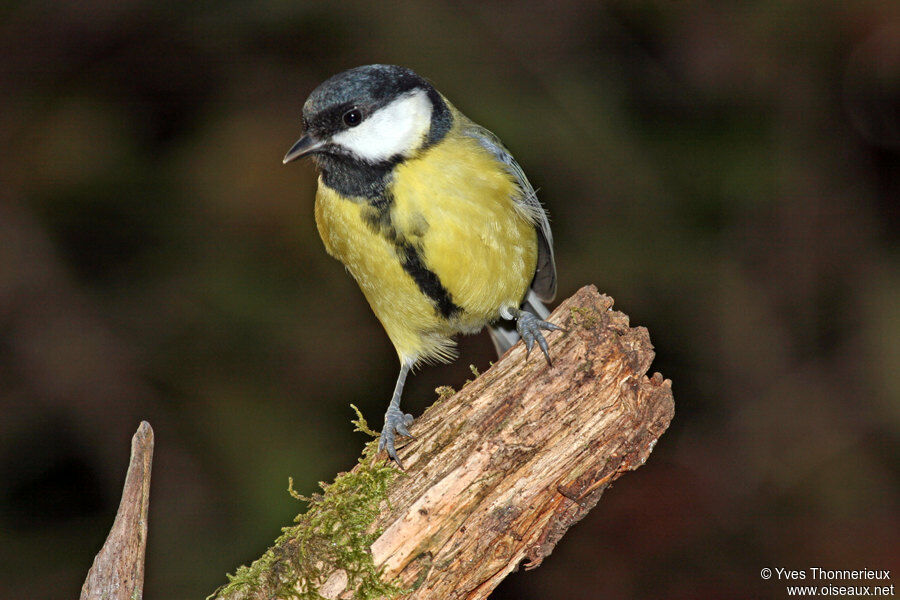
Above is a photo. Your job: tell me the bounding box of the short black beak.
[283,135,323,164]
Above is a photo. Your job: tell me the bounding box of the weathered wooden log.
[213,285,675,600]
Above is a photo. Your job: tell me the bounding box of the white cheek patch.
[331,89,432,162]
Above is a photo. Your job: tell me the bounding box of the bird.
[283,64,560,466]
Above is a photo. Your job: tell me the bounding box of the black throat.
[314,154,398,199]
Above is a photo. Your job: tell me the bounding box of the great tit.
[283,64,560,466]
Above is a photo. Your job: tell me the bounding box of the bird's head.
[283,65,449,167]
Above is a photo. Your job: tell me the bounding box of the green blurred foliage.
[1,1,897,598]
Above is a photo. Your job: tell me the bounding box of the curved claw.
[378,408,414,468]
[515,311,563,364]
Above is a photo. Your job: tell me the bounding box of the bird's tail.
[488,289,551,357]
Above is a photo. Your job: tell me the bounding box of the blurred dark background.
[1,2,898,598]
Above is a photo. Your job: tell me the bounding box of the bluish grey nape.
[303,65,428,124]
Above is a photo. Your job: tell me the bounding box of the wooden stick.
[81,421,154,600]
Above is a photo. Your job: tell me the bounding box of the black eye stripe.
[307,103,367,137]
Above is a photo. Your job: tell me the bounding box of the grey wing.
[461,121,557,302]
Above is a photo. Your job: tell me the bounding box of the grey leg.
[502,306,563,365]
[378,360,415,467]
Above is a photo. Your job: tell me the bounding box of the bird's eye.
[342,108,362,127]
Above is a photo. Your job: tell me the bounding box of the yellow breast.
[314,131,537,364]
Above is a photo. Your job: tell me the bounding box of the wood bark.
[81,421,154,600]
[242,285,675,599]
[370,285,672,597]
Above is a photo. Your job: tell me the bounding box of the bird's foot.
[515,310,563,364]
[378,406,414,467]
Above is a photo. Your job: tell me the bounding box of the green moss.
[350,403,381,440]
[459,363,483,387]
[211,407,405,600]
[569,306,600,329]
[434,385,456,401]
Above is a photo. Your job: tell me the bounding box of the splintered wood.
[325,285,674,599]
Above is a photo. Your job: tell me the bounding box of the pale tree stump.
[81,421,154,600]
[213,285,675,600]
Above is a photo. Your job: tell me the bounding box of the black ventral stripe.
[395,240,460,319]
[361,191,461,320]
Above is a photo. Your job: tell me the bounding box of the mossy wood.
[213,285,675,600]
